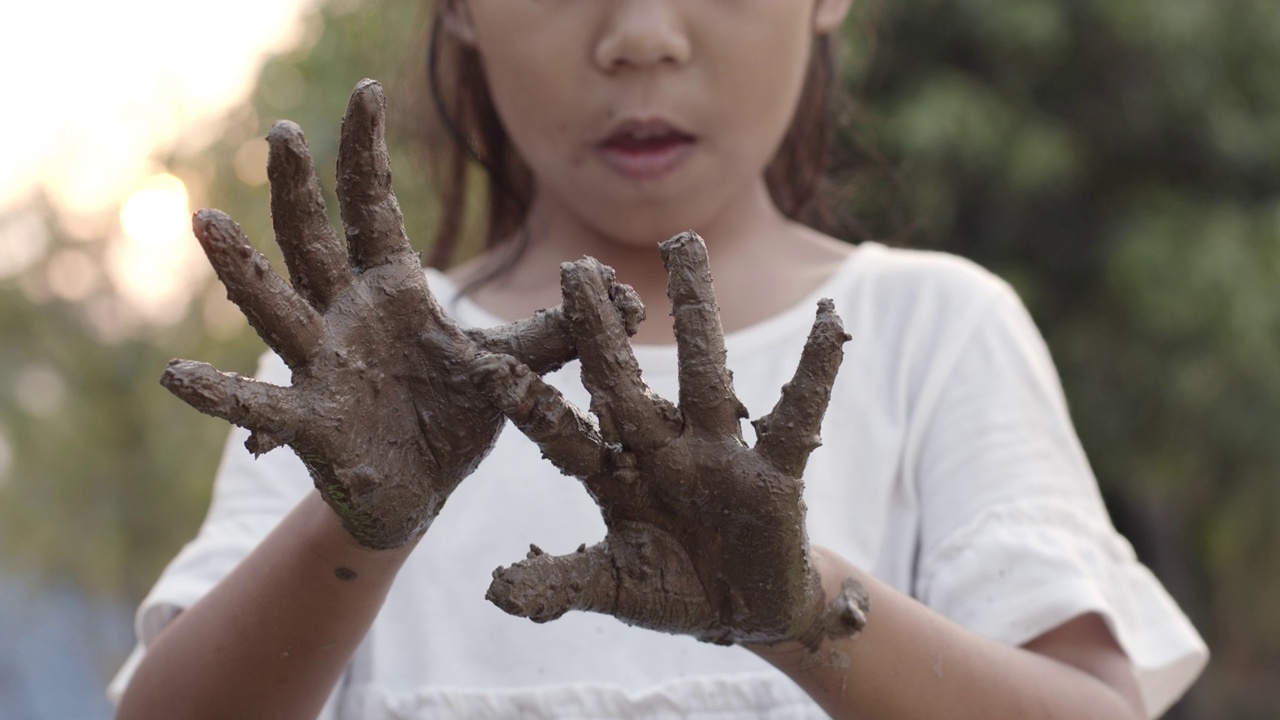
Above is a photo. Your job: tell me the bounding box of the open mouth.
[597,119,697,181]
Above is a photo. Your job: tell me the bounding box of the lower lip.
[596,139,696,182]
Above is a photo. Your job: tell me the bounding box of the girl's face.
[451,0,851,246]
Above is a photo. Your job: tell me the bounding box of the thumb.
[486,542,619,623]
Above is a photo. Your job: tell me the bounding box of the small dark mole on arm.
[334,566,358,582]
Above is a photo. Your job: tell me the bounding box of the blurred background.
[0,0,1276,717]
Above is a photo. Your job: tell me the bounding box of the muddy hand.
[161,79,638,550]
[473,232,869,648]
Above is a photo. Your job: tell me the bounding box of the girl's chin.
[591,217,711,248]
[537,164,746,244]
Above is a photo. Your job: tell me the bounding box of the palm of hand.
[475,234,869,647]
[162,80,635,549]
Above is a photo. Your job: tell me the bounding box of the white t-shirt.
[110,243,1207,718]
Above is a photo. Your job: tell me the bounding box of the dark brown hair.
[412,7,843,274]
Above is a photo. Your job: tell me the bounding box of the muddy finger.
[486,542,620,623]
[660,232,747,438]
[562,259,678,449]
[467,281,645,375]
[336,79,412,270]
[470,353,606,481]
[266,120,351,310]
[193,209,322,369]
[752,299,849,477]
[160,359,300,454]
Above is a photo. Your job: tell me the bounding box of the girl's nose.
[593,0,692,72]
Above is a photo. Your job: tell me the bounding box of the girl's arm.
[116,493,412,720]
[117,79,626,718]
[477,237,1165,718]
[751,546,1146,720]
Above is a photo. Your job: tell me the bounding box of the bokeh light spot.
[109,174,209,325]
[0,210,50,280]
[46,249,100,302]
[119,174,190,250]
[15,364,68,419]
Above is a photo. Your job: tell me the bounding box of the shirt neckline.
[428,242,882,376]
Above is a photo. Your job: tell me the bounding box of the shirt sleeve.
[909,281,1208,718]
[107,350,342,720]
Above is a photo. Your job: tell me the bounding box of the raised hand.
[473,233,869,648]
[161,79,638,550]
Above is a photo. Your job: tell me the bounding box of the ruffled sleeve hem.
[917,498,1208,718]
[106,558,343,719]
[339,672,824,720]
[105,532,272,704]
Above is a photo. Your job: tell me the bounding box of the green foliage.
[178,1,440,270]
[0,209,256,597]
[0,1,436,600]
[841,0,1280,714]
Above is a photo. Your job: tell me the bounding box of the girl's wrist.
[746,546,871,663]
[299,492,420,576]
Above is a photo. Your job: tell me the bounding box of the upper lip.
[598,118,696,146]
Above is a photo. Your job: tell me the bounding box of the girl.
[112,1,1207,718]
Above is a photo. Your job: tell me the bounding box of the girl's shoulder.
[822,242,1022,337]
[842,242,1013,306]
[657,242,1027,375]
[800,243,1036,385]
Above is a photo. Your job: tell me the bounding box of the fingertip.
[560,257,616,301]
[158,358,223,412]
[809,299,849,344]
[353,77,382,96]
[347,78,386,120]
[191,207,229,234]
[266,121,312,170]
[559,258,590,283]
[267,119,304,141]
[159,357,193,390]
[659,229,701,252]
[610,281,646,335]
[658,230,704,269]
[191,208,240,244]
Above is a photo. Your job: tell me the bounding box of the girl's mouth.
[597,119,697,181]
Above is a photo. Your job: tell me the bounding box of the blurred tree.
[0,1,436,602]
[838,0,1280,716]
[0,196,255,598]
